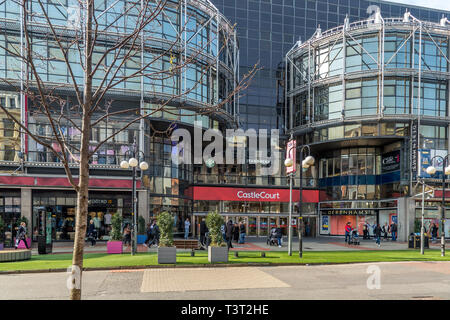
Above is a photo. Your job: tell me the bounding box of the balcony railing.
[193,174,317,188]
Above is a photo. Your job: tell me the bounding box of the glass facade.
[211,0,449,131]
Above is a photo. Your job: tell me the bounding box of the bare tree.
[0,0,257,299]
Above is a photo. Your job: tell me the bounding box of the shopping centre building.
[1,0,450,243]
[286,11,450,240]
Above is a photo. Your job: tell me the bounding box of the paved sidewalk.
[23,236,445,255]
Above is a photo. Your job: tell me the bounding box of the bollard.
[234,251,239,257]
[191,249,195,257]
[261,252,266,257]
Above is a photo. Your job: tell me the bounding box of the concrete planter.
[158,246,176,264]
[107,241,123,254]
[208,246,228,263]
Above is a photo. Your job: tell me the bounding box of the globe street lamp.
[285,142,314,258]
[425,155,449,257]
[120,139,148,256]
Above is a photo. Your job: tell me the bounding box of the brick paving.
[140,267,290,293]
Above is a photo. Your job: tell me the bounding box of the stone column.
[138,189,149,225]
[21,188,32,238]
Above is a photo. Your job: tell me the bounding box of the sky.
[385,0,450,12]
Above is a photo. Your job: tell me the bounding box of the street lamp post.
[285,142,314,258]
[120,138,148,256]
[425,155,449,257]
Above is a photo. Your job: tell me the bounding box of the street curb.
[1,259,448,275]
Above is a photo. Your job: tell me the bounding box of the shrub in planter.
[206,211,228,263]
[107,213,123,254]
[157,211,176,264]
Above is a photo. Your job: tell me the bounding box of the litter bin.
[408,234,429,249]
[408,234,415,248]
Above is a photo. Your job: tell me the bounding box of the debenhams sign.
[323,209,375,215]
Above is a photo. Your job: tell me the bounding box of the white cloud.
[384,0,450,12]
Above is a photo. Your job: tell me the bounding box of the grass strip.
[1,250,449,272]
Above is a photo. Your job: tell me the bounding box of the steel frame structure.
[5,0,239,171]
[285,11,450,187]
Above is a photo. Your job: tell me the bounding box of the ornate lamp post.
[425,155,449,257]
[285,141,314,258]
[120,138,148,256]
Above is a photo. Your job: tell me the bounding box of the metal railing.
[193,174,317,188]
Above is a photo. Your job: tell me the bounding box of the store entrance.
[303,217,316,237]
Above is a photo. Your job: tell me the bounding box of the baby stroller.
[266,228,278,246]
[349,229,360,245]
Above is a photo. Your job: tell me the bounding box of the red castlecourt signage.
[190,186,319,203]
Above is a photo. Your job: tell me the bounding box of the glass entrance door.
[248,217,257,236]
[259,217,268,236]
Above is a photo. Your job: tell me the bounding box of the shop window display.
[32,194,129,241]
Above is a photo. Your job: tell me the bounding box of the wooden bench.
[173,239,200,250]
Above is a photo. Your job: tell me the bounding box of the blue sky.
[385,0,450,12]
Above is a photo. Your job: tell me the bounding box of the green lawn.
[1,250,450,272]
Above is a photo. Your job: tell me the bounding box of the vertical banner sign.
[286,139,296,174]
[411,120,418,178]
[321,215,330,235]
[419,149,431,178]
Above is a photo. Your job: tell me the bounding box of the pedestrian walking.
[390,222,398,241]
[199,218,208,248]
[87,219,97,246]
[238,221,246,244]
[151,220,160,246]
[226,219,234,249]
[305,222,311,237]
[382,223,389,241]
[221,223,226,242]
[14,222,29,249]
[344,222,352,244]
[431,223,438,243]
[233,222,239,243]
[363,224,369,240]
[184,218,190,239]
[144,223,152,247]
[275,225,283,247]
[374,224,382,247]
[122,223,131,248]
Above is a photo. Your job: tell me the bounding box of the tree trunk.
[70,0,93,300]
[69,157,89,300]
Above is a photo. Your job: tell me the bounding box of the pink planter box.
[107,241,123,254]
[14,238,31,249]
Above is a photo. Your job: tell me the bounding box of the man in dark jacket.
[238,222,246,244]
[374,224,382,247]
[431,223,438,243]
[199,218,208,248]
[275,225,283,247]
[226,220,234,249]
[390,222,398,241]
[87,219,97,246]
